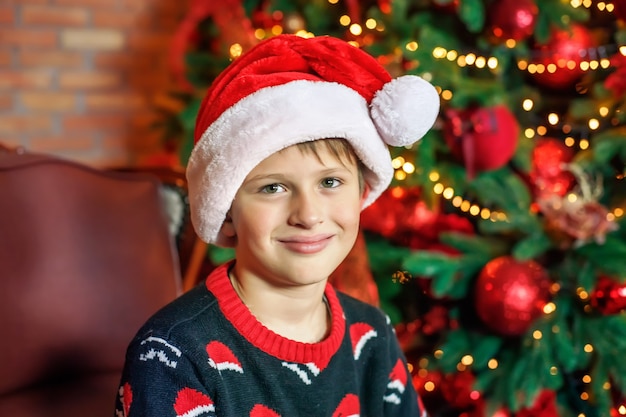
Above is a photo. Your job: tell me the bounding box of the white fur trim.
[187,80,393,245]
[371,75,440,146]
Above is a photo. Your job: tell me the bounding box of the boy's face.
[222,142,366,287]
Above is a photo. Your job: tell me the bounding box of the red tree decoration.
[590,275,626,315]
[530,137,575,200]
[439,371,481,410]
[531,24,595,90]
[605,52,626,99]
[474,256,552,336]
[488,0,538,42]
[360,186,474,251]
[443,105,520,178]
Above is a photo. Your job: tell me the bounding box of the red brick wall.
[0,0,189,166]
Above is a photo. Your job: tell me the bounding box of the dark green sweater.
[115,262,428,417]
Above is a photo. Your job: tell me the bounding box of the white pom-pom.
[370,75,440,147]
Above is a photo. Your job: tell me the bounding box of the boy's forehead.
[271,142,352,164]
[241,146,353,184]
[282,139,359,164]
[276,139,358,166]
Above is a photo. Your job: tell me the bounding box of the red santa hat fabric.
[187,34,440,246]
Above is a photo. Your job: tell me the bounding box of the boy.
[115,34,439,416]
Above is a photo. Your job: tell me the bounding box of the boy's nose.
[288,191,323,228]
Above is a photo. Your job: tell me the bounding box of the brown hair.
[293,139,365,191]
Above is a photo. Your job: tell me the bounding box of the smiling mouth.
[278,235,334,254]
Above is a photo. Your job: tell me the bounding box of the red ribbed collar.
[205,262,345,370]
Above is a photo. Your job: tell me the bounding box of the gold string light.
[570,0,615,12]
[429,36,621,77]
[432,46,499,70]
[520,96,611,151]
[395,148,623,222]
[393,159,509,222]
[518,50,615,77]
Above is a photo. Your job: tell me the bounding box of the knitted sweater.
[114,263,428,417]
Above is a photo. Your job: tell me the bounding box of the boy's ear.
[360,183,371,205]
[220,211,236,239]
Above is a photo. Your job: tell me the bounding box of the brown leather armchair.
[0,145,205,416]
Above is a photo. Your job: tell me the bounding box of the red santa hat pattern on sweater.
[249,404,281,417]
[120,317,416,415]
[384,359,409,405]
[174,388,216,417]
[115,382,133,417]
[349,322,378,360]
[332,393,361,417]
[206,341,244,373]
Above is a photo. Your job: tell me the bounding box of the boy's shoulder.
[132,282,218,342]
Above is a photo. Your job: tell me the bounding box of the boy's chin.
[273,256,346,286]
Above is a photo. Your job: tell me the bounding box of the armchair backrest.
[0,146,183,396]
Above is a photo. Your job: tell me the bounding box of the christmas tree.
[162,0,626,415]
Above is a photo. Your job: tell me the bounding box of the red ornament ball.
[530,137,575,199]
[443,105,519,177]
[360,186,436,239]
[377,0,392,14]
[488,0,538,41]
[360,186,474,250]
[531,24,595,90]
[474,256,552,336]
[590,275,626,315]
[439,371,479,409]
[411,368,443,399]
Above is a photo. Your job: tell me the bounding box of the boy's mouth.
[278,234,334,254]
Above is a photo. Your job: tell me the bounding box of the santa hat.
[187,34,440,246]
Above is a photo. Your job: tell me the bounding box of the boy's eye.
[321,178,341,188]
[261,183,285,194]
